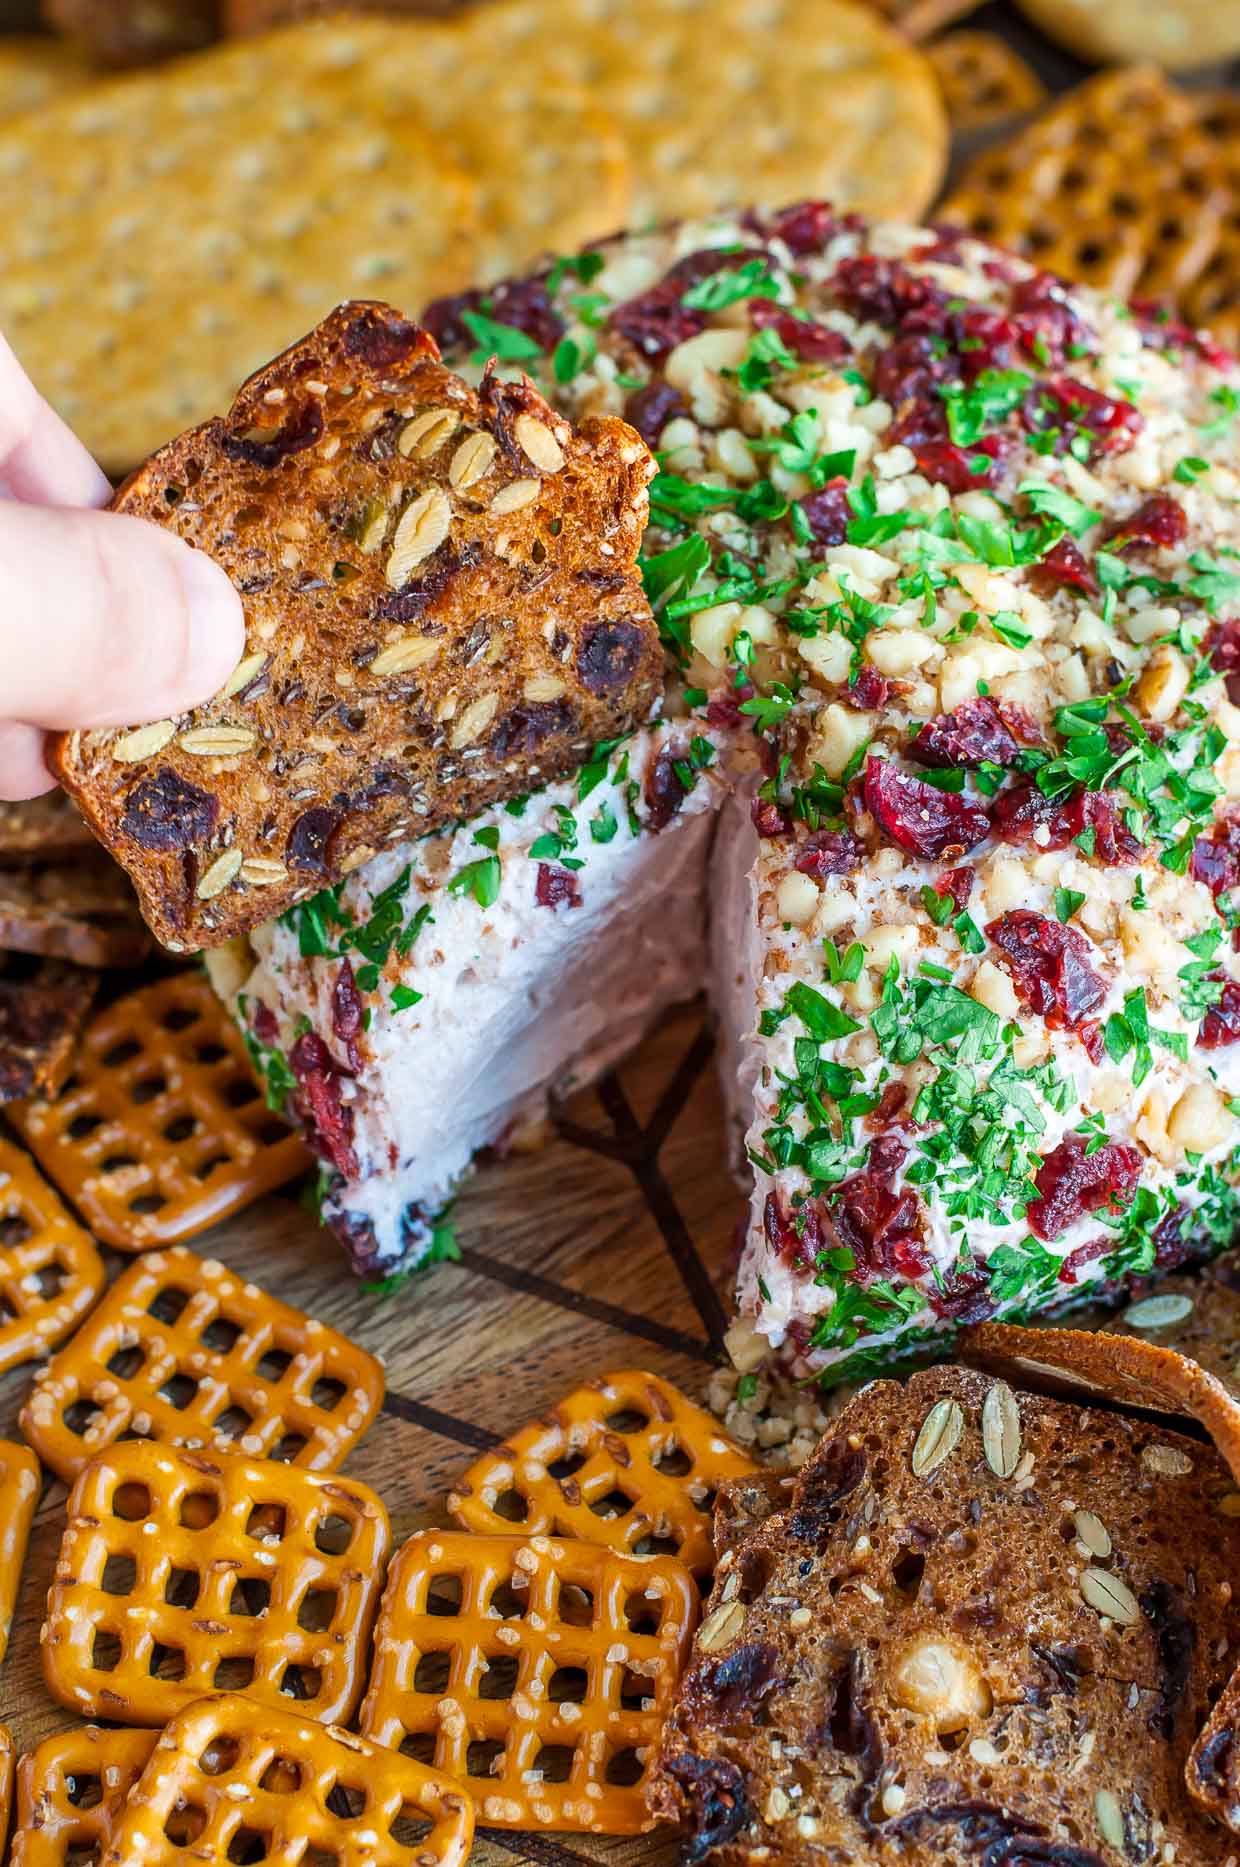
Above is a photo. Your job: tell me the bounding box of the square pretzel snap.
[43,1441,391,1726]
[12,1726,159,1867]
[98,1695,475,1867]
[0,1134,105,1377]
[360,1529,697,1832]
[20,1243,383,1483]
[8,971,309,1250]
[0,1438,40,1666]
[447,1371,757,1580]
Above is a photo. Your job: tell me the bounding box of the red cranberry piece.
[535,863,581,910]
[1025,376,1144,460]
[288,1031,358,1179]
[121,769,218,853]
[1009,273,1095,365]
[1191,812,1240,899]
[342,307,425,369]
[749,300,850,363]
[622,380,688,446]
[1026,1133,1143,1240]
[910,435,1006,493]
[926,1262,995,1322]
[707,685,751,733]
[796,478,852,546]
[286,806,342,875]
[1199,975,1240,1047]
[645,748,690,831]
[763,200,859,255]
[866,1081,908,1130]
[829,1138,930,1284]
[763,1191,824,1272]
[992,783,1141,866]
[831,255,949,335]
[1103,496,1187,553]
[845,663,891,710]
[1207,619,1240,705]
[331,959,365,1074]
[752,795,791,838]
[221,400,323,469]
[935,866,975,913]
[872,332,958,408]
[1130,298,1234,370]
[249,1000,278,1046]
[1151,1204,1197,1271]
[911,698,1036,769]
[795,829,864,877]
[1057,1235,1111,1285]
[864,757,991,860]
[986,908,1107,1030]
[1035,537,1099,598]
[422,277,564,354]
[951,306,1019,378]
[608,248,763,362]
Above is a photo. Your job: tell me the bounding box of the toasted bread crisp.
[0,857,150,967]
[651,1365,1239,1865]
[0,792,93,864]
[53,301,660,953]
[0,958,96,1104]
[42,0,218,64]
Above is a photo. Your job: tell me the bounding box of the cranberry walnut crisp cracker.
[53,301,660,952]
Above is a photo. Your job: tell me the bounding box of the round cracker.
[1017,0,1240,72]
[426,0,948,226]
[0,20,478,472]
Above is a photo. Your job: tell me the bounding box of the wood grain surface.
[0,1001,729,1867]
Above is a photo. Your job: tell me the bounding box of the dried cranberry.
[1130,298,1234,370]
[1192,812,1240,899]
[795,829,864,878]
[910,435,1006,493]
[831,255,948,334]
[751,795,791,838]
[864,757,990,860]
[1057,1235,1111,1285]
[846,663,891,710]
[422,276,564,354]
[926,1262,994,1322]
[122,769,218,852]
[249,1000,278,1046]
[331,960,365,1073]
[622,380,688,446]
[342,307,425,369]
[1199,975,1240,1047]
[829,1139,929,1283]
[706,686,750,732]
[992,783,1141,866]
[645,749,690,831]
[749,300,850,363]
[1035,537,1099,598]
[661,1754,750,1864]
[534,863,581,910]
[694,1642,780,1722]
[491,699,575,756]
[221,400,323,468]
[764,200,857,255]
[285,806,341,874]
[872,332,958,407]
[763,1191,823,1273]
[911,698,1035,769]
[608,248,762,362]
[866,1080,908,1129]
[1151,1205,1195,1271]
[987,909,1107,1030]
[952,306,1019,378]
[1207,619,1240,705]
[1024,376,1143,460]
[796,478,852,546]
[1009,273,1095,365]
[935,866,975,913]
[1103,495,1187,553]
[1027,1133,1143,1240]
[288,1031,358,1179]
[576,617,649,695]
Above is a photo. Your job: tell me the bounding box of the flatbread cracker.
[0,957,96,1104]
[0,37,91,120]
[404,0,948,233]
[0,857,151,968]
[943,65,1229,305]
[42,0,219,65]
[1184,93,1240,356]
[0,792,94,864]
[1016,0,1240,71]
[0,21,478,472]
[927,29,1046,135]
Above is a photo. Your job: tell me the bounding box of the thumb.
[0,501,244,732]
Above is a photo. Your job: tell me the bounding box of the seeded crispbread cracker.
[0,858,152,969]
[0,793,94,865]
[0,24,477,474]
[651,1364,1240,1866]
[225,0,471,24]
[1184,94,1240,357]
[1189,1670,1240,1835]
[927,29,1046,136]
[0,957,97,1105]
[41,0,219,64]
[52,300,660,953]
[1016,0,1240,71]
[387,0,947,232]
[0,36,91,119]
[943,66,1229,306]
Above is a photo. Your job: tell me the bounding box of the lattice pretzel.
[0,1723,13,1854]
[360,1529,697,1832]
[98,1695,475,1867]
[12,1727,159,1867]
[447,1371,757,1580]
[43,1441,390,1726]
[0,1438,39,1667]
[20,1244,383,1483]
[0,1135,105,1377]
[8,972,309,1250]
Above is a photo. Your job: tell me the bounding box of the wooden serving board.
[0,1000,732,1867]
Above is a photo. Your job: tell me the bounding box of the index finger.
[0,329,111,509]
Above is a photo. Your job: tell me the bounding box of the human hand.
[0,332,244,801]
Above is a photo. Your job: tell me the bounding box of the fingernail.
[177,546,246,693]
